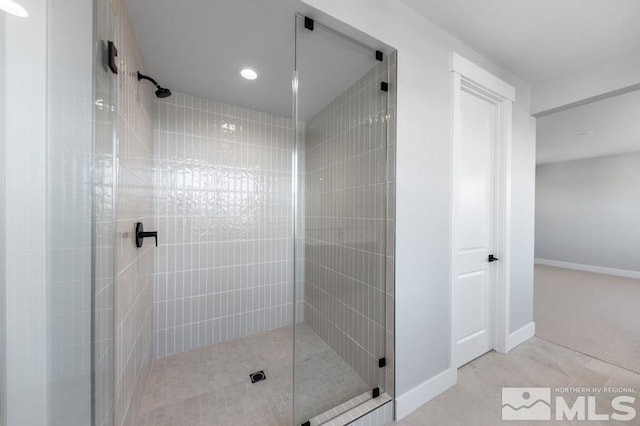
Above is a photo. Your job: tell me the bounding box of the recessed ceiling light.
[0,0,28,17]
[240,67,258,81]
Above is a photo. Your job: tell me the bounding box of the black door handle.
[488,254,499,262]
[135,222,157,248]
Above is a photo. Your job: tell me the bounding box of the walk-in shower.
[0,1,396,425]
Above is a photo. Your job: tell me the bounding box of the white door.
[453,88,498,368]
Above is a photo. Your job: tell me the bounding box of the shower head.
[137,71,172,99]
[155,87,172,99]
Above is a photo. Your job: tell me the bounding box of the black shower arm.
[137,71,160,88]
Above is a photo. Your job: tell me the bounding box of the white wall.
[536,152,640,272]
[0,12,6,426]
[301,0,536,419]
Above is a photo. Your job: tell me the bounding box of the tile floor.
[136,318,640,425]
[137,323,370,426]
[397,337,640,426]
[294,323,372,424]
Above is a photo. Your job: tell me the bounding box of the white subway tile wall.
[153,93,295,358]
[304,59,390,389]
[112,0,155,425]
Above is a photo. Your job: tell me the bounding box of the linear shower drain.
[250,370,266,383]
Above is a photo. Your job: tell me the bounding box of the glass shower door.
[1,1,101,425]
[93,0,118,424]
[293,11,390,425]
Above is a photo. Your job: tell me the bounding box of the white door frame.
[450,53,514,365]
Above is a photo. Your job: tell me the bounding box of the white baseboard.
[505,322,535,352]
[535,258,640,280]
[395,368,457,420]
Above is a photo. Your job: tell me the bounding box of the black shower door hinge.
[372,387,381,398]
[107,40,118,74]
[380,81,389,92]
[304,16,314,31]
[378,357,386,368]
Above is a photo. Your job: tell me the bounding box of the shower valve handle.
[135,222,158,248]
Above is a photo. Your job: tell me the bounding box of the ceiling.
[399,0,640,84]
[536,90,640,164]
[125,0,387,120]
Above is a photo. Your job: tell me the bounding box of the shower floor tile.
[137,323,369,426]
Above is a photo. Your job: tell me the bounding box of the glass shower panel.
[1,1,98,425]
[2,6,51,423]
[47,0,95,423]
[294,13,389,425]
[93,0,118,424]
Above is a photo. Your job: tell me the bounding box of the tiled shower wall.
[153,93,294,358]
[112,1,155,425]
[304,59,390,388]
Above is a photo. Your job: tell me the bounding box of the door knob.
[135,222,157,248]
[488,254,499,262]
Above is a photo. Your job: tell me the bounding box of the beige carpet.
[397,336,640,425]
[534,264,640,374]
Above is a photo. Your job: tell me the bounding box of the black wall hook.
[135,222,157,248]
